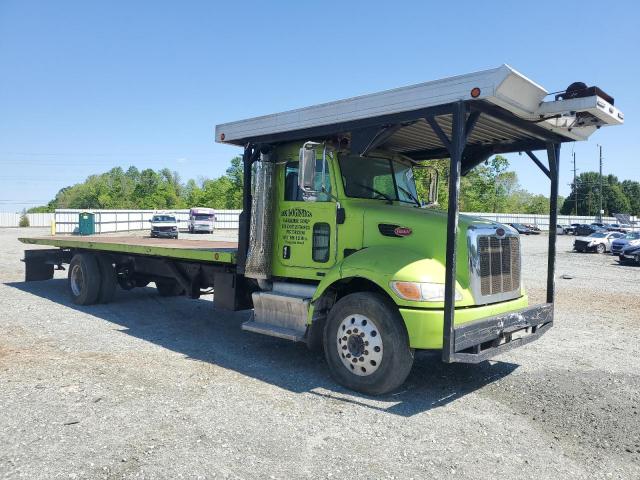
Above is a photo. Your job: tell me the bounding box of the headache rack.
[216,64,623,363]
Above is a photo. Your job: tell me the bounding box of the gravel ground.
[1,227,639,479]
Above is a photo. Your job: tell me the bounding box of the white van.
[188,207,216,234]
[149,213,179,239]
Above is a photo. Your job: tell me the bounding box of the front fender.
[310,246,472,317]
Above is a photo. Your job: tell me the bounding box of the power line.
[572,151,578,215]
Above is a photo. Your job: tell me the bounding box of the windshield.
[338,154,419,204]
[624,232,640,239]
[193,214,213,221]
[589,233,607,238]
[152,215,175,222]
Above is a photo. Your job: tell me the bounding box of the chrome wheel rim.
[336,314,383,376]
[70,264,84,296]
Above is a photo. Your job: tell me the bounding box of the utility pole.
[598,145,603,222]
[572,152,578,215]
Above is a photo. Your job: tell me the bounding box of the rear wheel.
[596,243,606,254]
[156,279,184,297]
[96,255,117,303]
[68,253,101,305]
[324,292,414,395]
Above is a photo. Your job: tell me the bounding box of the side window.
[284,160,332,202]
[284,162,303,201]
[312,223,331,262]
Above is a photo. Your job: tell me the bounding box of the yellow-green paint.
[400,295,529,349]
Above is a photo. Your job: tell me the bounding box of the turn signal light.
[391,282,422,301]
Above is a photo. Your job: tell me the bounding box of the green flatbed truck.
[20,65,623,394]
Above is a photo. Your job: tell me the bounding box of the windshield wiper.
[397,185,421,207]
[355,183,394,204]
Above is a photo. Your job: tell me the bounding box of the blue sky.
[1,0,638,211]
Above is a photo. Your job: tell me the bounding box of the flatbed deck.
[19,236,238,264]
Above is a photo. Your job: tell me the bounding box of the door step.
[241,321,306,342]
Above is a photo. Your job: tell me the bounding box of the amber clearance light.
[470,87,481,98]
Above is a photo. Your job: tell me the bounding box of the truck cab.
[217,65,622,394]
[270,141,525,314]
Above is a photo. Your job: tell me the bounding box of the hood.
[362,203,503,236]
[575,236,598,242]
[151,221,177,227]
[361,204,509,286]
[612,238,628,245]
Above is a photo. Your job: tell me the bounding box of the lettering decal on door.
[281,208,312,245]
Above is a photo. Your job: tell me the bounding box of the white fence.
[1,209,636,232]
[0,212,54,228]
[52,209,241,234]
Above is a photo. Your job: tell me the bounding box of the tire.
[96,255,117,304]
[596,243,606,254]
[156,279,184,297]
[67,253,101,305]
[323,292,414,395]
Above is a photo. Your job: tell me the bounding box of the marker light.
[470,87,481,98]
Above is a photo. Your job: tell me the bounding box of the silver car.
[573,231,624,254]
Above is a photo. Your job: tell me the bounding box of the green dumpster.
[78,212,95,235]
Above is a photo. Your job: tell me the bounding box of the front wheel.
[596,243,606,254]
[323,292,414,395]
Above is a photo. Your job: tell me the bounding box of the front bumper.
[401,296,553,363]
[192,225,213,232]
[574,241,596,252]
[151,230,178,238]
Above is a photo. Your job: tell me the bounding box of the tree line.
[28,157,245,212]
[28,155,638,216]
[413,155,564,214]
[560,172,640,216]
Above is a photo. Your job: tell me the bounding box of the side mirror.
[298,142,318,192]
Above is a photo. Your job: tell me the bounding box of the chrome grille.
[477,235,521,296]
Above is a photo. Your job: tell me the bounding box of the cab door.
[275,158,337,275]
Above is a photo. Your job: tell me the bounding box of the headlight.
[172,226,177,231]
[390,281,463,302]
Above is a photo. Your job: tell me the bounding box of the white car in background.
[573,231,624,254]
[149,214,179,239]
